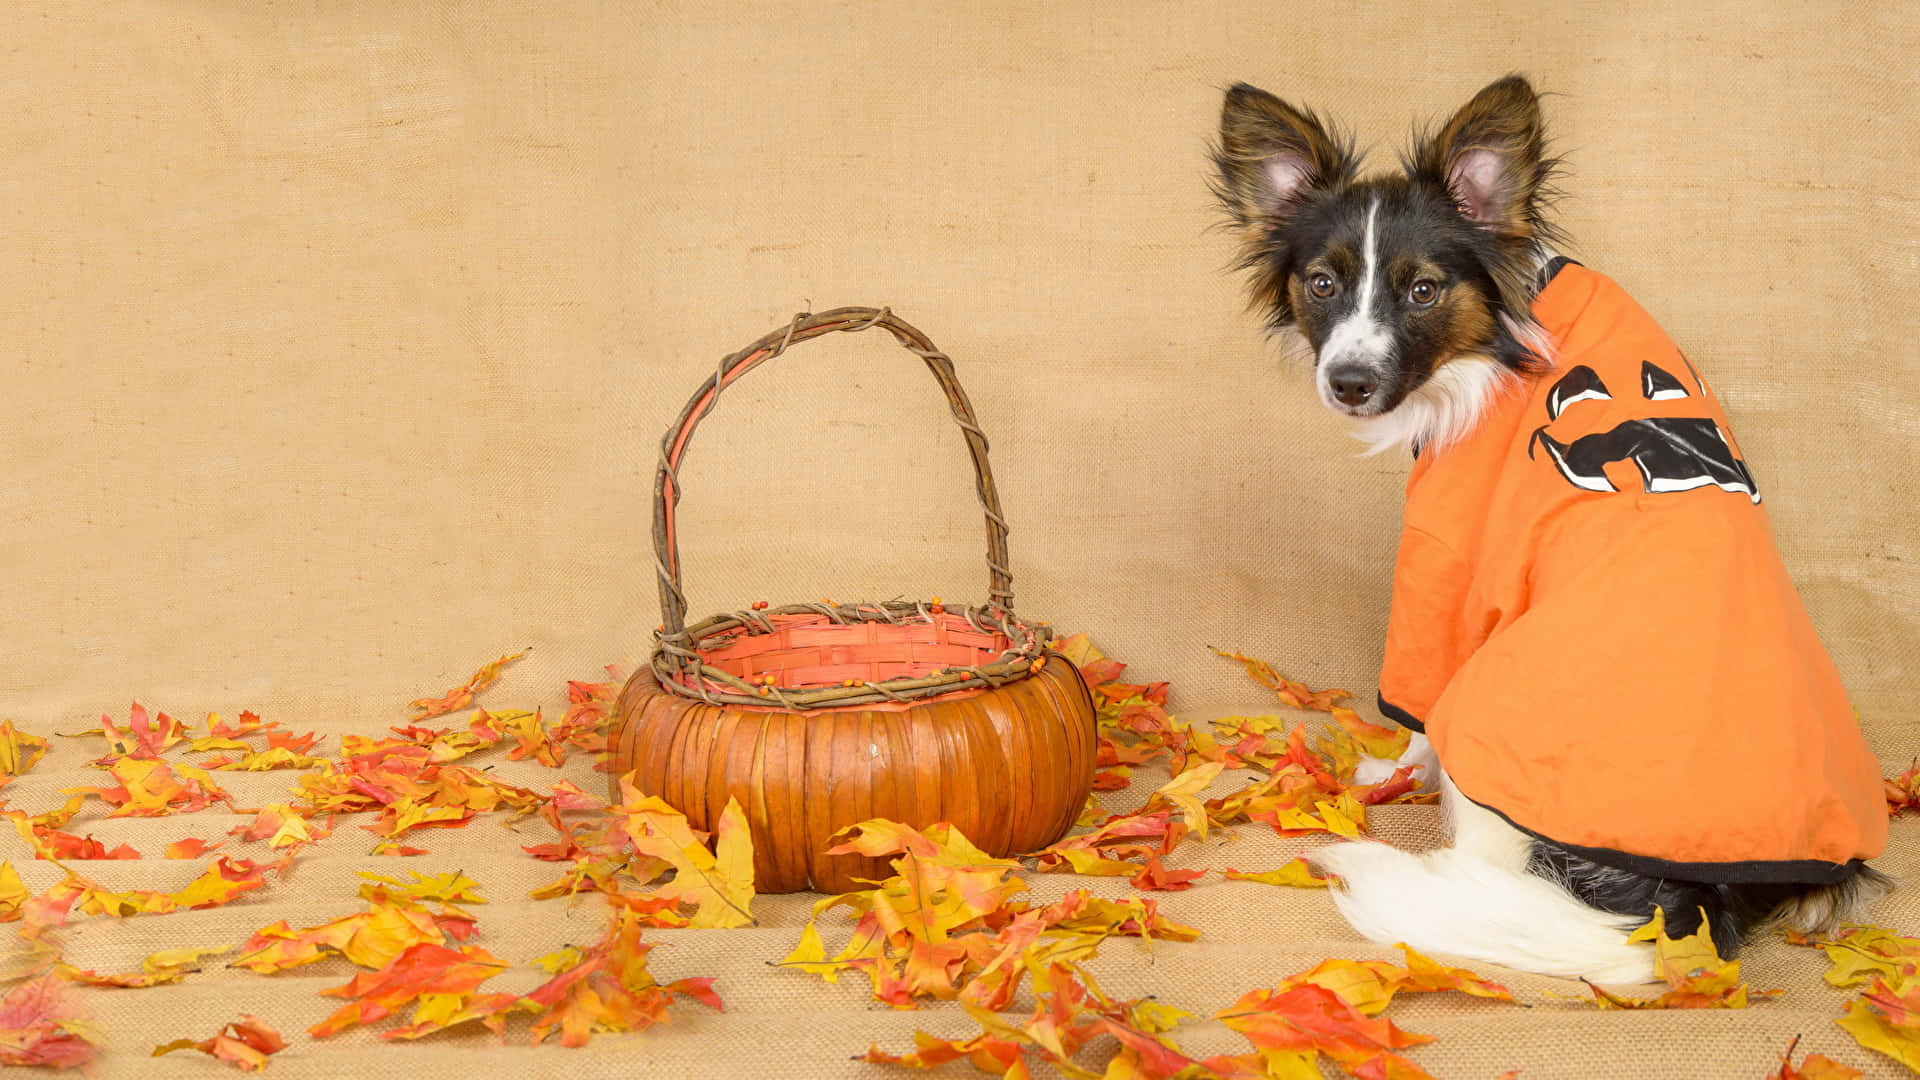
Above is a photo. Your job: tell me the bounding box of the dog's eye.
[1408,280,1439,306]
[1308,273,1338,299]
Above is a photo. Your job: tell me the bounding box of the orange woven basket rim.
[652,599,1051,711]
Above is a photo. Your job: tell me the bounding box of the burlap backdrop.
[0,3,1913,1077]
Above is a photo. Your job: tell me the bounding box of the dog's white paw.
[1351,755,1411,785]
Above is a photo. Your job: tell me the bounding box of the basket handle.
[654,307,1014,640]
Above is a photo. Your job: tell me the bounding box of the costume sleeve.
[1376,522,1472,732]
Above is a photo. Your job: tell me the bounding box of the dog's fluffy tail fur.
[1308,772,1656,984]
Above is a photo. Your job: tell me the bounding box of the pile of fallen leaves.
[0,639,1912,1076]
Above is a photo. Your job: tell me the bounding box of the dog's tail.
[1309,839,1656,985]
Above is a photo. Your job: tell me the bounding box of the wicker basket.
[608,307,1098,893]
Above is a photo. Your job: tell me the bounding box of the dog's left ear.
[1411,75,1550,239]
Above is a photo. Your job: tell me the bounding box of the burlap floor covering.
[1,3,1914,1077]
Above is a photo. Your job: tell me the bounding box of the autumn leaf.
[784,819,1192,1010]
[171,856,276,909]
[231,885,466,973]
[6,811,141,860]
[1218,982,1435,1078]
[0,973,100,1069]
[1790,923,1920,989]
[0,862,28,922]
[1141,760,1225,841]
[1128,855,1206,892]
[487,708,563,768]
[863,960,1201,1080]
[61,944,234,988]
[153,1015,287,1072]
[1330,706,1409,760]
[309,942,510,1038]
[166,837,223,859]
[211,746,328,771]
[90,702,190,762]
[408,649,529,720]
[1768,1034,1864,1079]
[358,869,486,906]
[1584,907,1776,1009]
[1886,760,1919,817]
[65,757,231,817]
[1837,976,1920,1073]
[511,905,723,1047]
[551,668,626,755]
[621,793,756,928]
[1211,648,1350,711]
[1222,858,1330,889]
[0,720,50,782]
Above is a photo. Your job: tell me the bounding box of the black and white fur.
[1211,75,1889,983]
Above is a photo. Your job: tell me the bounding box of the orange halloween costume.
[1377,261,1887,883]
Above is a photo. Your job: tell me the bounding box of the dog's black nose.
[1327,367,1378,407]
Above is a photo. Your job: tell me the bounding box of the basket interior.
[688,611,1013,690]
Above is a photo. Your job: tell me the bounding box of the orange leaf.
[92,702,190,761]
[1211,648,1350,711]
[231,888,453,974]
[408,649,529,720]
[1768,1035,1864,1080]
[1128,855,1205,892]
[1886,760,1920,817]
[309,942,508,1038]
[165,837,222,859]
[152,1015,286,1072]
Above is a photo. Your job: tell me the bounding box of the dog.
[1210,75,1890,983]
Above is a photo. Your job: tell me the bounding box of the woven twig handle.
[654,307,1014,640]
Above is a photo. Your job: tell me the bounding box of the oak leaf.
[621,793,756,928]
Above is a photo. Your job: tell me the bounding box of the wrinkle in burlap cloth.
[0,3,1914,1078]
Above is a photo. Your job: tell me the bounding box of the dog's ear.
[1411,75,1552,238]
[1212,83,1354,230]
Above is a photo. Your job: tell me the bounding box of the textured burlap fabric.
[1,2,1914,1077]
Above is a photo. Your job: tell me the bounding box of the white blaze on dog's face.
[1212,77,1562,453]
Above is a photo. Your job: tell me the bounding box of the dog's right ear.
[1212,83,1354,231]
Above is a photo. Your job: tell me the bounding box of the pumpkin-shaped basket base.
[611,638,1095,893]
